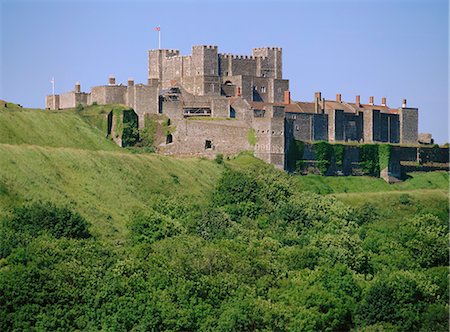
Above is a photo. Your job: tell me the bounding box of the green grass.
[0,144,222,244]
[0,103,447,244]
[291,172,449,195]
[0,103,122,151]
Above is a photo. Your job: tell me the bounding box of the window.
[295,125,299,131]
[261,86,266,93]
[293,115,297,120]
[211,69,215,75]
[166,134,173,144]
[205,140,213,150]
[253,109,266,118]
[230,107,236,118]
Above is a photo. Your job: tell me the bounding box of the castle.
[46,45,421,170]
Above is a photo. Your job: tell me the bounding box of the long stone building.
[46,45,419,170]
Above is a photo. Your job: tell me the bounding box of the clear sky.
[1,0,448,143]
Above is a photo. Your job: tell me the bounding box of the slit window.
[205,140,213,150]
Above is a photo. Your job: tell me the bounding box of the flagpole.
[158,27,161,49]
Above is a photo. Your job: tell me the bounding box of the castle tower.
[148,49,180,88]
[190,45,220,95]
[252,47,282,79]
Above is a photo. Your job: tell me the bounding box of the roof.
[294,100,399,114]
[248,101,303,113]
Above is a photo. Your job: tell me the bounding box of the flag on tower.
[154,26,160,31]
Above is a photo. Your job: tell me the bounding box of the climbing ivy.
[334,144,346,167]
[314,141,334,175]
[247,128,257,146]
[286,139,304,172]
[378,144,392,170]
[360,144,379,176]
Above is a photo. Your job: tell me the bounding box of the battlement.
[219,53,258,60]
[252,47,282,52]
[192,45,218,50]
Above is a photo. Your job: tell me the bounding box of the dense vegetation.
[0,102,448,331]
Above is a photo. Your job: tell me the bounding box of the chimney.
[314,91,321,101]
[369,96,374,105]
[128,78,135,86]
[356,95,361,106]
[108,75,116,86]
[336,93,341,102]
[322,98,326,114]
[402,99,407,108]
[237,86,241,97]
[75,81,81,93]
[381,97,386,107]
[284,90,291,104]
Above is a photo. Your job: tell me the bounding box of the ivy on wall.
[313,141,334,175]
[378,144,392,170]
[247,128,256,146]
[286,139,304,172]
[360,144,380,176]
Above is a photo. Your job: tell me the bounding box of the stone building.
[46,44,420,170]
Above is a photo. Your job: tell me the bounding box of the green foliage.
[0,108,448,331]
[313,141,334,174]
[247,128,256,146]
[334,143,345,167]
[137,113,158,148]
[360,144,380,175]
[75,103,84,112]
[4,201,89,239]
[128,209,182,245]
[214,153,224,164]
[286,139,304,172]
[378,144,392,170]
[121,110,139,147]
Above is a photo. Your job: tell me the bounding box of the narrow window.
[166,134,173,144]
[296,125,299,131]
[261,86,266,93]
[205,140,213,149]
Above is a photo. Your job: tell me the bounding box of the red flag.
[154,26,160,31]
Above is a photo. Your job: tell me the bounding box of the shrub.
[214,154,224,164]
[5,202,90,240]
[129,210,182,245]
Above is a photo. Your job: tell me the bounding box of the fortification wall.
[313,114,328,141]
[45,95,60,110]
[90,86,127,105]
[161,119,251,157]
[211,98,230,118]
[127,85,159,127]
[59,92,76,109]
[399,108,418,144]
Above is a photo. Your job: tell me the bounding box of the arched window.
[166,134,173,144]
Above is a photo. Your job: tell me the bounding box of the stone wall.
[45,95,60,110]
[161,119,251,157]
[59,92,75,109]
[399,108,418,144]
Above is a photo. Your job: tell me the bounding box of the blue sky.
[1,0,448,143]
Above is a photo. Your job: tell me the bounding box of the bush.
[5,202,90,240]
[129,210,182,245]
[214,154,224,164]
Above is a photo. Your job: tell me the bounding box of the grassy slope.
[0,144,222,244]
[0,104,120,151]
[0,104,447,244]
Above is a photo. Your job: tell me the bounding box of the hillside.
[0,102,121,151]
[0,103,448,331]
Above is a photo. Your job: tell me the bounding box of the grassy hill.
[0,103,448,243]
[0,102,121,151]
[0,102,448,331]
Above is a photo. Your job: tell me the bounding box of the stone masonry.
[46,44,422,170]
